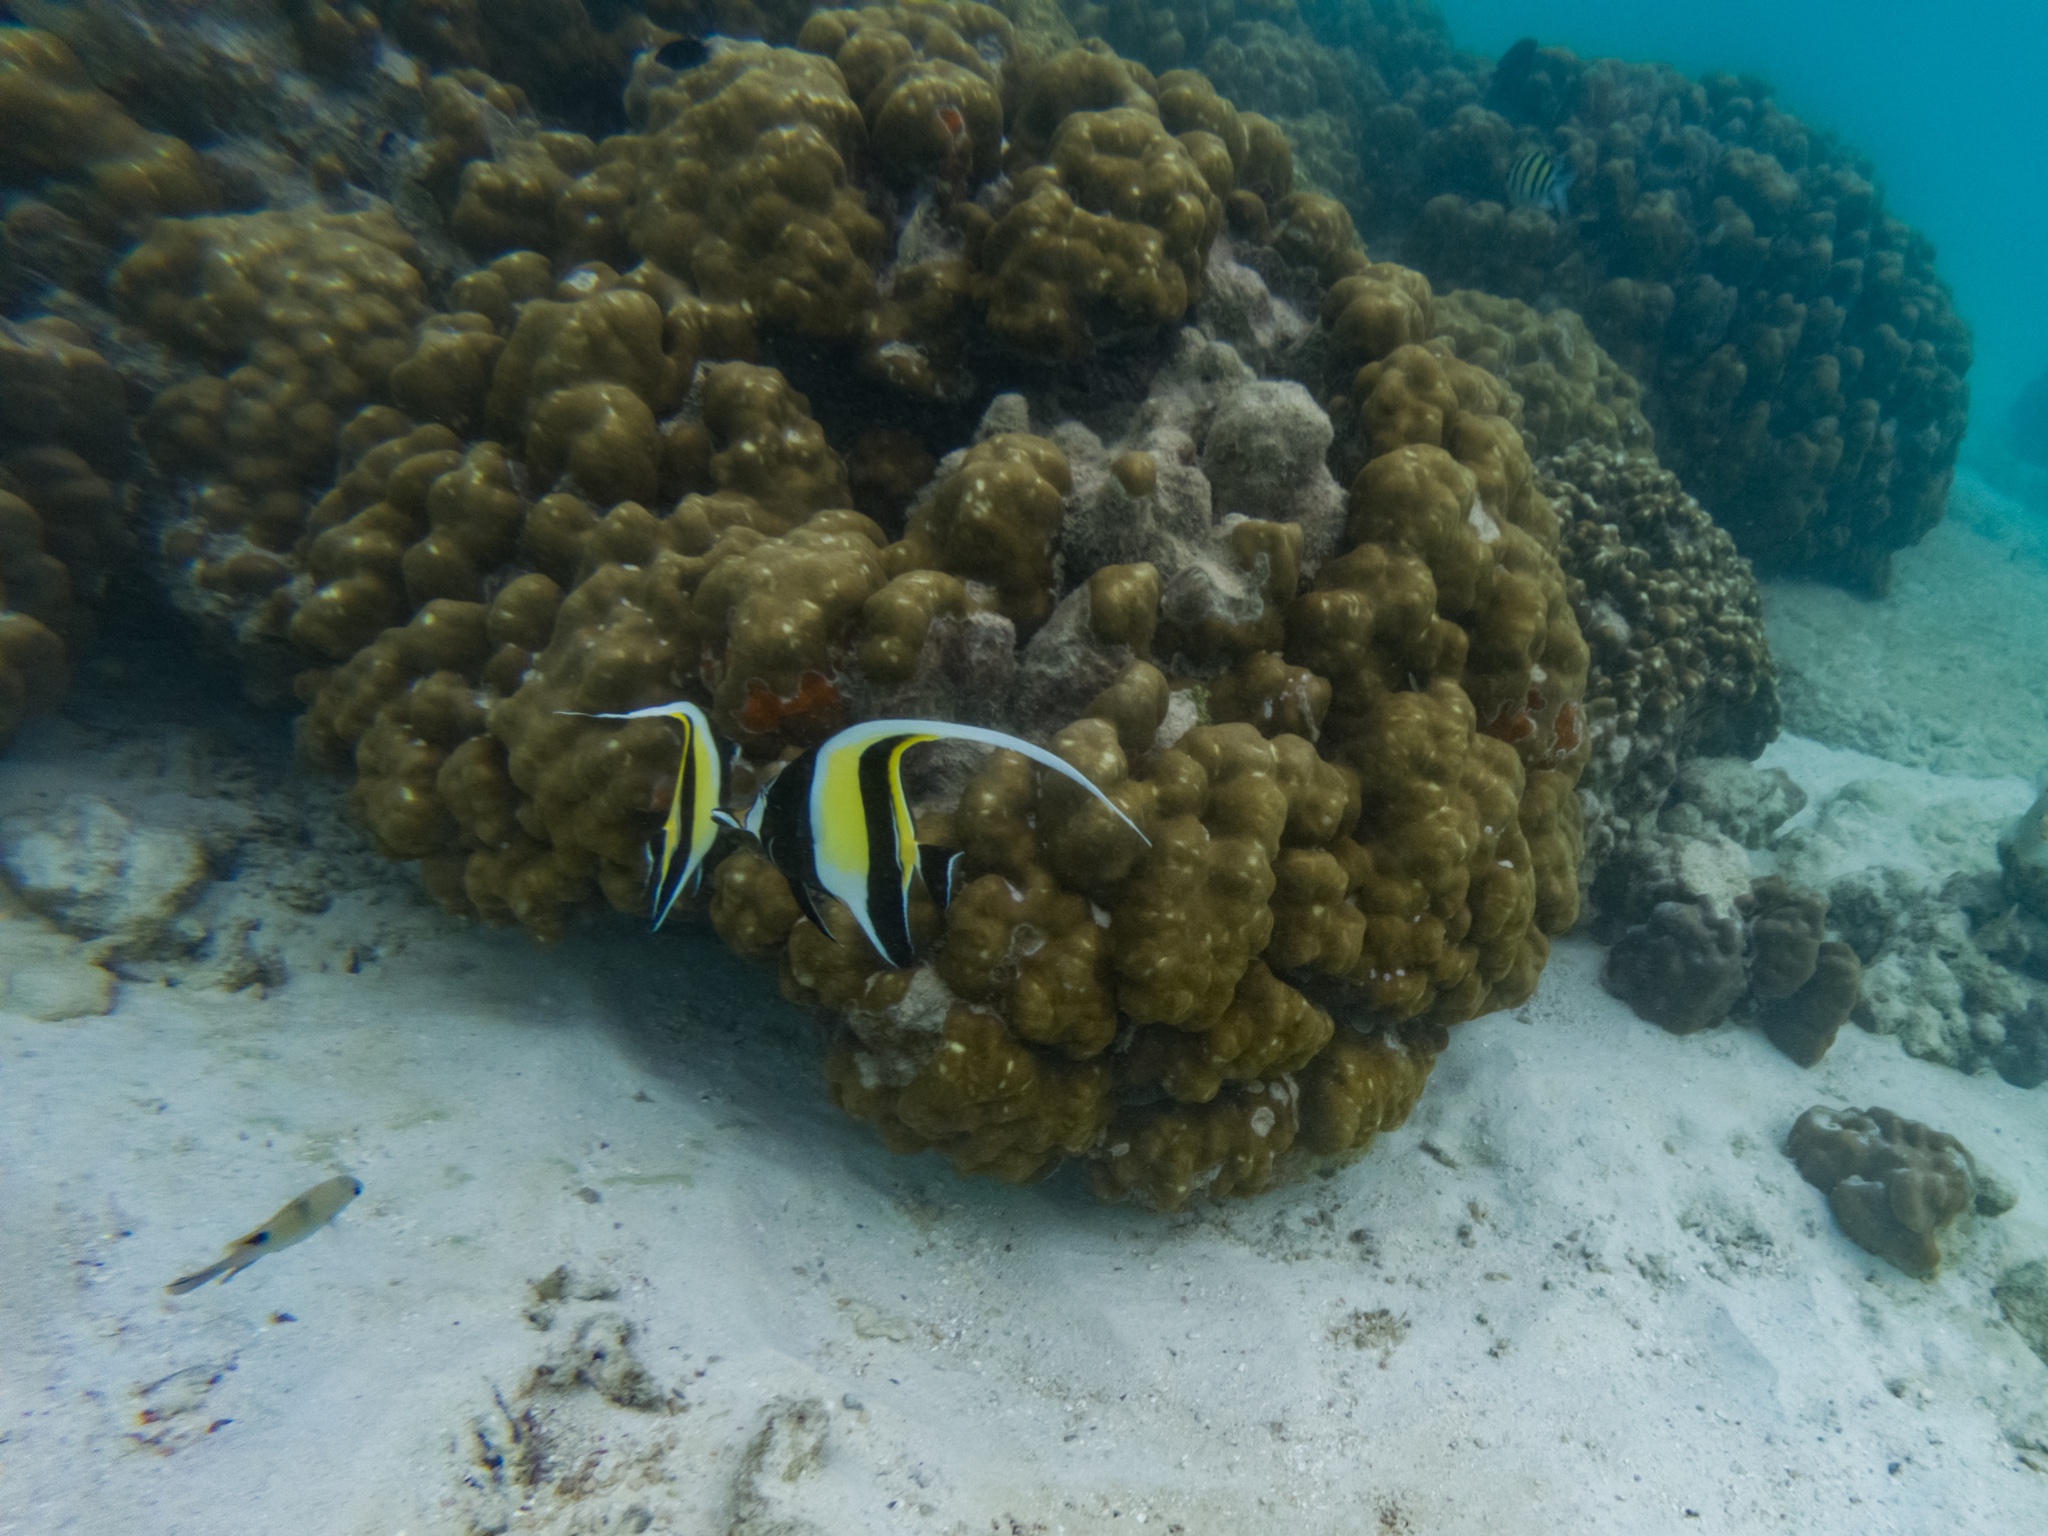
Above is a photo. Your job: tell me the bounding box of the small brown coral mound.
[1600,897,1746,1036]
[1741,875,1860,1067]
[1538,443,1778,874]
[1598,869,1856,1065]
[1787,1105,2006,1278]
[1433,290,1652,457]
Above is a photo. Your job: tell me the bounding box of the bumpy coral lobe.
[0,27,218,236]
[630,44,887,341]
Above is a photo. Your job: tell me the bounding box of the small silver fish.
[743,718,1151,970]
[1506,148,1575,218]
[165,1174,361,1295]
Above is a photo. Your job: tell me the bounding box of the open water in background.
[1442,0,2048,464]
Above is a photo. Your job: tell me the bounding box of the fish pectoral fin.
[710,808,742,831]
[790,882,833,940]
[917,844,967,908]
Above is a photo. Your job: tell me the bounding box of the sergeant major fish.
[165,1174,361,1295]
[743,718,1151,970]
[1506,148,1575,218]
[561,701,734,931]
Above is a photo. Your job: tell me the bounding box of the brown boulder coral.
[1787,1105,2010,1278]
[0,316,137,748]
[92,6,1592,1207]
[1432,290,1653,458]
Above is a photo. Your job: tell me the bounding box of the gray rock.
[0,796,210,956]
[1995,1260,2048,1367]
[1657,756,1806,848]
[0,916,116,1020]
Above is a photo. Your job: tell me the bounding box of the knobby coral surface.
[1537,443,1777,876]
[0,315,135,744]
[0,0,1668,1209]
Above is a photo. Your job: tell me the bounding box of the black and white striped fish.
[1506,149,1576,218]
[742,718,1150,970]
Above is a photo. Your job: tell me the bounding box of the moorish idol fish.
[743,718,1151,970]
[1506,148,1575,218]
[560,701,734,931]
[166,1174,361,1295]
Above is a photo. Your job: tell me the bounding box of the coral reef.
[1597,829,1859,1066]
[1773,774,2048,1088]
[6,0,1809,1206]
[1402,54,1969,592]
[1537,444,1777,877]
[1432,291,1651,458]
[1785,1104,2011,1278]
[0,315,135,745]
[1060,14,1970,592]
[259,70,1577,1210]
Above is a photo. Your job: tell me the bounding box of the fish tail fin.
[164,1259,231,1296]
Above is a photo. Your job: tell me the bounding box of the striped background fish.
[1506,149,1576,217]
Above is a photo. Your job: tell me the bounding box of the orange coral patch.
[737,669,844,739]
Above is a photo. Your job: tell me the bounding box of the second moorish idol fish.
[165,1174,361,1295]
[743,718,1151,970]
[560,701,734,930]
[1506,148,1575,218]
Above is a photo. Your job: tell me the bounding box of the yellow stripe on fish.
[558,700,732,930]
[747,718,1150,969]
[1506,148,1575,217]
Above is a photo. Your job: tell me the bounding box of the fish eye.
[252,1231,271,1244]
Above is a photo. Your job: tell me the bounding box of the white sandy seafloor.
[6,508,2048,1533]
[1764,467,2048,779]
